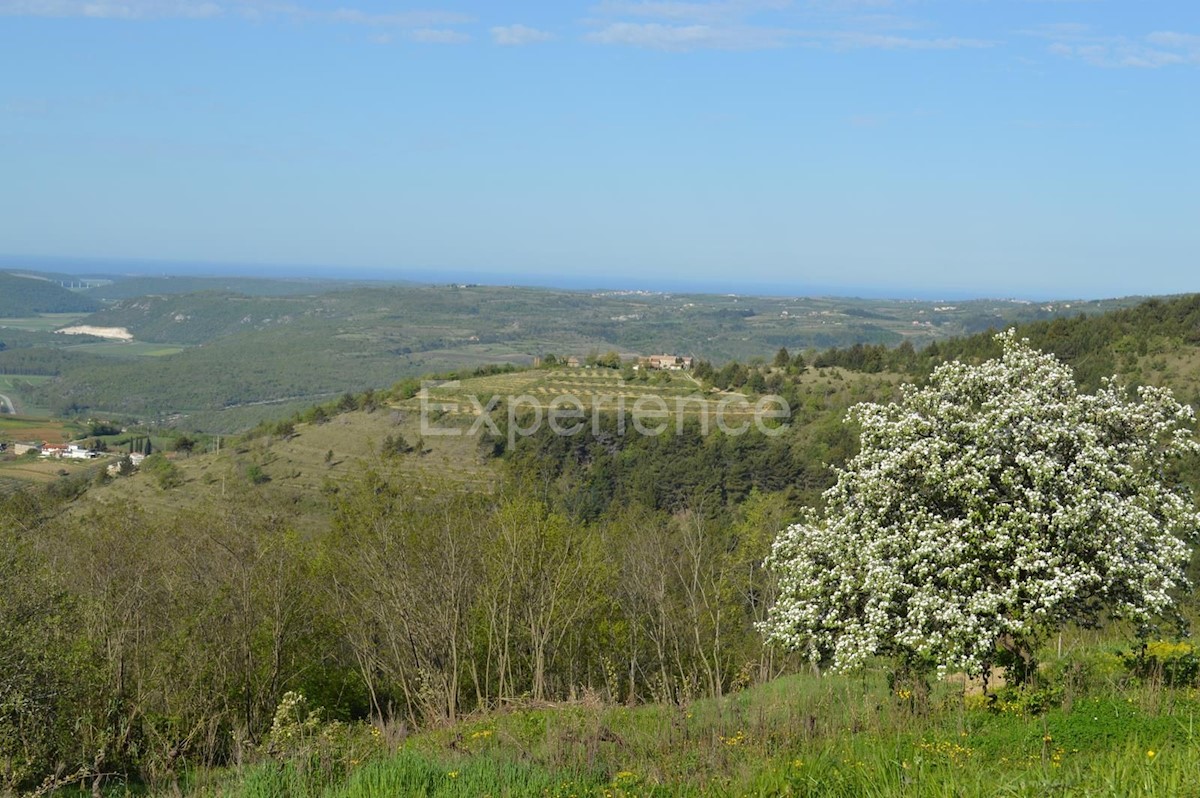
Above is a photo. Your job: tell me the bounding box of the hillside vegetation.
[812,293,1200,398]
[0,272,100,315]
[0,279,1147,430]
[184,660,1200,797]
[2,292,1200,796]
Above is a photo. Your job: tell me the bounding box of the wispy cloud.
[587,0,990,52]
[591,0,792,23]
[0,0,475,36]
[585,0,793,50]
[1017,22,1090,39]
[0,0,222,19]
[1026,24,1200,68]
[586,22,990,52]
[323,8,473,28]
[827,32,991,51]
[586,21,789,50]
[491,23,555,46]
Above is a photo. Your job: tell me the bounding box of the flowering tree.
[762,330,1200,681]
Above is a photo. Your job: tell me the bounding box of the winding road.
[0,392,15,414]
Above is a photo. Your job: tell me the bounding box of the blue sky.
[1,0,1198,298]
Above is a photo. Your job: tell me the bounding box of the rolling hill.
[0,272,100,315]
[0,280,1152,430]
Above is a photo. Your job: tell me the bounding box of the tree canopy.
[762,330,1200,679]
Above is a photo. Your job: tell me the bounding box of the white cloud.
[0,0,221,18]
[586,21,789,50]
[586,0,794,50]
[0,0,475,31]
[323,8,472,28]
[491,23,555,46]
[588,0,991,53]
[592,0,791,23]
[828,32,992,50]
[587,22,990,52]
[1146,31,1200,50]
[1045,29,1200,68]
[1015,22,1091,40]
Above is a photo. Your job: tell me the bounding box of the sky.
[1,0,1198,299]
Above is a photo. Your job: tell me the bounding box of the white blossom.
[762,330,1200,676]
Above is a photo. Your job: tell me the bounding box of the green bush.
[140,453,183,490]
[1123,641,1200,687]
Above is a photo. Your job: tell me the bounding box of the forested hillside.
[0,272,100,315]
[1,281,1145,430]
[704,293,1200,411]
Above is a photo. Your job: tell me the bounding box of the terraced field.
[421,367,759,418]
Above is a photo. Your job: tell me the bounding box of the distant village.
[634,354,694,371]
[547,352,695,370]
[4,439,150,475]
[12,441,102,460]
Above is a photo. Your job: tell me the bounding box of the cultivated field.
[0,312,87,332]
[422,367,772,422]
[0,413,81,443]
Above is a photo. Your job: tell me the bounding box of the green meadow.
[173,633,1200,798]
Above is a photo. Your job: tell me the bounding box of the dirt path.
[0,393,14,414]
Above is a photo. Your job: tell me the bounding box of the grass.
[0,413,82,442]
[0,312,87,332]
[169,644,1200,798]
[75,406,500,528]
[0,455,96,484]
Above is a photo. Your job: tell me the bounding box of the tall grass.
[175,646,1200,798]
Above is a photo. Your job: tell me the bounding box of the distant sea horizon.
[0,253,1119,303]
